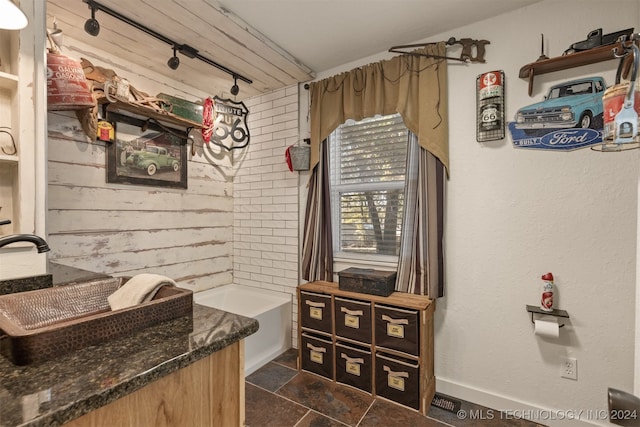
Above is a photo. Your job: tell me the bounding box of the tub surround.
[0,271,258,426]
[195,284,292,375]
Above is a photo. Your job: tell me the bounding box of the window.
[329,113,409,260]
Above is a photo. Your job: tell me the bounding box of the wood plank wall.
[46,37,302,310]
[44,35,238,292]
[47,111,234,292]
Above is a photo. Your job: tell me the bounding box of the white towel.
[108,273,176,311]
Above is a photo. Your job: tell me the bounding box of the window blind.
[330,114,408,256]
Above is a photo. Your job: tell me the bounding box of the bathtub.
[194,284,292,375]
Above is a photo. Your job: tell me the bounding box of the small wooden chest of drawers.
[297,281,435,416]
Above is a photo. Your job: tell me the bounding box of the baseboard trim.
[435,377,604,427]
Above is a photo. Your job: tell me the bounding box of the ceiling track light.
[84,5,100,36]
[230,75,239,96]
[82,0,252,86]
[167,46,180,70]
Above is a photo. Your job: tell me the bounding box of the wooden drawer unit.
[297,281,435,416]
[334,297,372,343]
[375,304,420,356]
[336,341,372,393]
[375,352,421,410]
[300,291,332,334]
[301,332,334,379]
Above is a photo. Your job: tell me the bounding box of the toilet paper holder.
[526,305,570,328]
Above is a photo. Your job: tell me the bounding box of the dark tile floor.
[245,349,544,427]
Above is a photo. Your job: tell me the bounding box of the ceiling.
[46,0,541,100]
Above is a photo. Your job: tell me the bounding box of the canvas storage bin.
[334,297,372,344]
[338,268,397,297]
[335,341,372,393]
[375,352,420,410]
[301,332,334,380]
[374,304,420,356]
[300,291,332,334]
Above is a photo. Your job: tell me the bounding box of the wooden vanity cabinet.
[297,281,435,416]
[63,341,245,427]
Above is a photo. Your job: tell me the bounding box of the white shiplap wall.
[47,112,234,292]
[47,36,302,350]
[233,85,300,347]
[46,37,235,293]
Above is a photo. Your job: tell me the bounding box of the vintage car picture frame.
[106,111,188,188]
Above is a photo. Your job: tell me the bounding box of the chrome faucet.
[0,234,50,253]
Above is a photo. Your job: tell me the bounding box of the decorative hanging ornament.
[202,97,214,143]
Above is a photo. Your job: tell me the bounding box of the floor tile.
[246,351,546,427]
[276,372,374,426]
[360,399,445,426]
[246,361,297,392]
[295,410,349,427]
[273,347,298,369]
[245,383,309,427]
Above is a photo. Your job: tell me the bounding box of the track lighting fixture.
[167,46,180,70]
[84,5,100,36]
[0,0,28,30]
[230,75,239,96]
[82,0,252,88]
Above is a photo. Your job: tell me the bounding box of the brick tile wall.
[233,85,300,347]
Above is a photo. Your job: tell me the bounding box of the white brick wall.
[233,85,300,348]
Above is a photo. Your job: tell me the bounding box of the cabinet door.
[334,297,371,344]
[374,304,420,356]
[300,291,332,334]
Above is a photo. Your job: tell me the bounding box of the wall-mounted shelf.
[526,305,570,327]
[519,40,637,96]
[102,100,203,130]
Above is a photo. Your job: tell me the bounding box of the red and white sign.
[479,71,503,100]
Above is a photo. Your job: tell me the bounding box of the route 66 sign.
[476,70,505,142]
[204,96,250,150]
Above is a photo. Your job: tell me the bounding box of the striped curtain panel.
[301,141,334,282]
[395,133,446,297]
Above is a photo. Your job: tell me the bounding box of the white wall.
[306,1,639,425]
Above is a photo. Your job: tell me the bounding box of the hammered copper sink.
[0,276,193,365]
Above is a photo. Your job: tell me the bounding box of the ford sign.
[509,122,603,151]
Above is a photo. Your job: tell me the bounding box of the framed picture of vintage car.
[106,111,188,189]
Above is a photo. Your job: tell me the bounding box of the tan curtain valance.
[309,42,449,172]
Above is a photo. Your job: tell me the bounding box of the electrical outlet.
[562,357,578,380]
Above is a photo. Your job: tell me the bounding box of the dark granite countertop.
[0,264,259,427]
